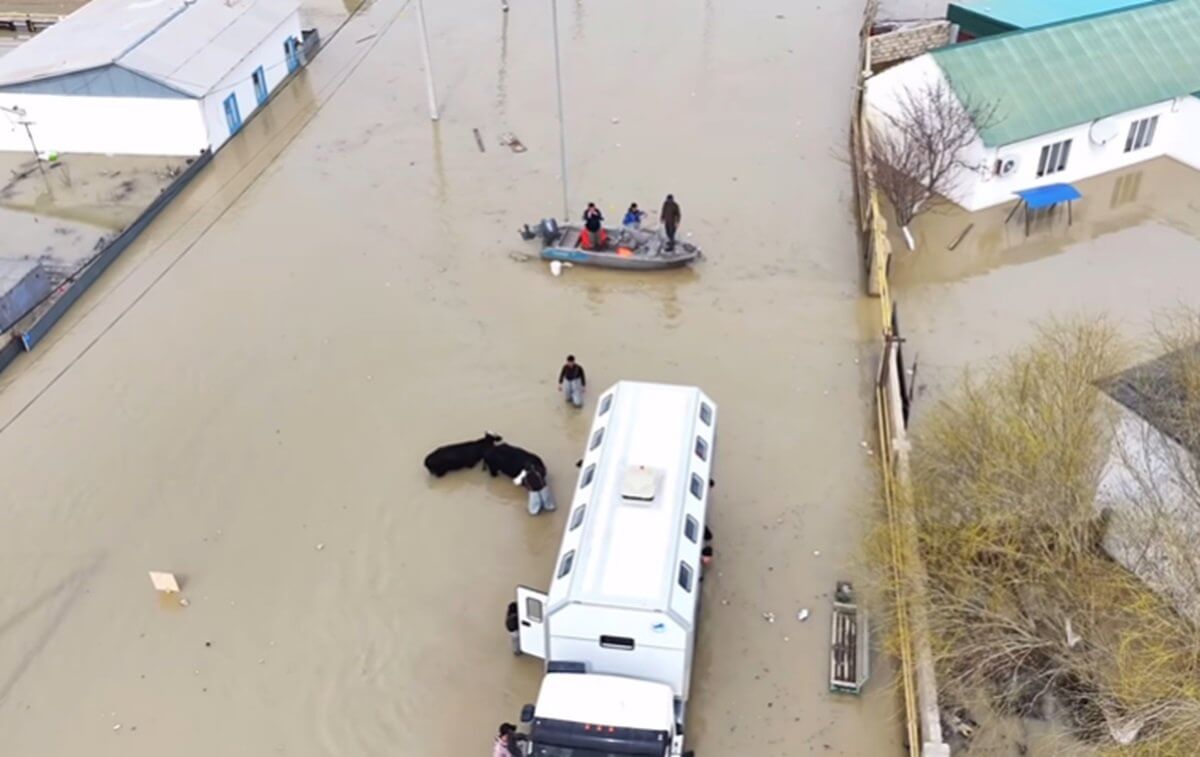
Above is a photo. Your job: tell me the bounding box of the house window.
[1124,115,1158,153]
[1110,171,1143,208]
[222,93,242,135]
[1036,139,1071,178]
[284,37,300,73]
[252,66,268,105]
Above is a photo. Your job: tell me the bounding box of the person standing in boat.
[622,202,645,229]
[558,354,586,407]
[581,202,607,250]
[660,194,681,251]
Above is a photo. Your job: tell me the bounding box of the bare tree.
[869,319,1200,753]
[870,80,998,245]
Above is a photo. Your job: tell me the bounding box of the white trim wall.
[866,54,1200,211]
[0,94,207,155]
[199,10,301,149]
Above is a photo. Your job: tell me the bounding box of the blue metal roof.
[1016,183,1082,209]
[948,0,1166,32]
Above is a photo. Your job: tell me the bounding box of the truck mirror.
[520,704,535,723]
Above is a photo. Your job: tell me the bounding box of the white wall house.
[866,0,1200,211]
[0,0,304,157]
[1096,350,1200,626]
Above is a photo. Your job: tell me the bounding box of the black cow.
[483,443,546,479]
[424,432,502,477]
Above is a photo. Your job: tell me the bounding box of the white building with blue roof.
[867,0,1200,211]
[0,0,304,156]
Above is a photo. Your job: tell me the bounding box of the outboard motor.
[538,218,561,244]
[519,218,563,244]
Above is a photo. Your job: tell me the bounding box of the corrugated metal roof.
[947,0,1163,32]
[932,0,1200,146]
[0,0,298,97]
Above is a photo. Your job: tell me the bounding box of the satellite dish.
[1090,117,1120,146]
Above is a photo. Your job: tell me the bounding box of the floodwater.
[892,158,1200,406]
[0,1,900,755]
[0,154,188,268]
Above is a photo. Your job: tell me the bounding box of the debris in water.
[550,261,563,277]
[355,33,377,44]
[178,598,190,607]
[498,133,527,153]
[149,571,180,594]
[112,724,121,732]
[472,128,486,153]
[797,608,810,622]
[316,543,325,551]
[762,612,775,623]
[611,117,620,124]
[813,550,821,557]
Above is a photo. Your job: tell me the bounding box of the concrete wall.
[200,10,302,149]
[0,93,207,155]
[866,54,1197,211]
[870,21,952,68]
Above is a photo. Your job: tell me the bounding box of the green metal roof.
[947,0,1162,35]
[931,0,1200,146]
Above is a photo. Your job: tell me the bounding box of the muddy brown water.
[0,1,901,754]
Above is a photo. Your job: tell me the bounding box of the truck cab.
[511,381,716,757]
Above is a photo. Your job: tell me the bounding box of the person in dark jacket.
[660,194,681,250]
[558,355,586,408]
[505,601,521,655]
[581,202,607,250]
[516,462,555,515]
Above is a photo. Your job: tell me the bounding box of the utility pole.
[414,0,439,121]
[550,0,569,220]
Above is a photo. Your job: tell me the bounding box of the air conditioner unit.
[995,156,1019,177]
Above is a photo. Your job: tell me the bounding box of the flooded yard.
[892,158,1200,405]
[0,1,900,755]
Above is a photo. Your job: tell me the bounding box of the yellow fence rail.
[854,2,924,755]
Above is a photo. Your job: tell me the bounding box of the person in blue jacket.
[622,202,645,229]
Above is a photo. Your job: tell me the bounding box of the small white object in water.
[762,612,775,623]
[178,597,190,607]
[813,550,821,557]
[113,724,121,732]
[315,543,325,551]
[611,117,620,124]
[797,608,810,622]
[549,261,563,277]
[149,571,180,593]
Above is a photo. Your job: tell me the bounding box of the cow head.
[484,431,503,444]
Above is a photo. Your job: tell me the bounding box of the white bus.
[512,380,717,757]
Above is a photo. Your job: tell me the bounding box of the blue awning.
[1015,183,1082,210]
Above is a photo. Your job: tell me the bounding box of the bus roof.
[551,381,715,612]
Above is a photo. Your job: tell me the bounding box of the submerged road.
[0,0,900,754]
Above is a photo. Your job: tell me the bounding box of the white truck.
[511,380,716,757]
